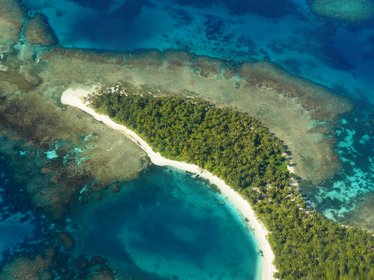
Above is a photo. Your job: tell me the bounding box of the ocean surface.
[1,0,373,277]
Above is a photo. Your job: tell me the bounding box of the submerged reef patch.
[0,255,52,280]
[0,246,121,279]
[0,92,147,184]
[311,0,374,21]
[0,135,90,220]
[0,0,25,52]
[342,193,374,232]
[24,13,58,46]
[0,92,148,219]
[302,107,374,232]
[174,0,298,18]
[0,137,152,279]
[0,27,147,220]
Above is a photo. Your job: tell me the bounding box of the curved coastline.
[61,87,276,280]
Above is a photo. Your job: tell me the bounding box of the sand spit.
[61,87,276,280]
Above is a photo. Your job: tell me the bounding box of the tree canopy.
[91,83,374,279]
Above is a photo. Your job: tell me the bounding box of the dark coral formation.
[0,92,147,219]
[0,0,25,51]
[238,61,352,121]
[0,255,52,280]
[311,0,374,21]
[0,248,120,280]
[25,13,58,46]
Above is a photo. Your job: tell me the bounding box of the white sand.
[61,88,276,280]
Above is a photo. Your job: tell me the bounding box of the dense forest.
[91,83,374,279]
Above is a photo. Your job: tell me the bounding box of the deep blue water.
[70,166,259,279]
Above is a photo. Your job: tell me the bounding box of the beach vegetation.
[91,84,374,279]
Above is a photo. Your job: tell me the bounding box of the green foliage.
[92,85,374,280]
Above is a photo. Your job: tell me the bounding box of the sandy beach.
[61,87,276,280]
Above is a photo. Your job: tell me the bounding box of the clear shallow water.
[302,106,374,227]
[70,166,259,279]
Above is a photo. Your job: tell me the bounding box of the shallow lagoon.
[71,166,259,279]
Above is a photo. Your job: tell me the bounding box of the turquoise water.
[302,106,374,225]
[70,166,259,279]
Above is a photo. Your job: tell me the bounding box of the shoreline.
[61,87,276,280]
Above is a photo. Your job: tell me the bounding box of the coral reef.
[0,255,52,280]
[0,0,25,51]
[238,61,352,121]
[341,193,374,232]
[311,0,374,21]
[0,92,148,219]
[58,232,75,250]
[24,13,58,46]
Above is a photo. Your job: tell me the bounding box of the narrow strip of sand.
[61,87,276,280]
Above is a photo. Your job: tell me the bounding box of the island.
[60,83,372,279]
[0,0,373,279]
